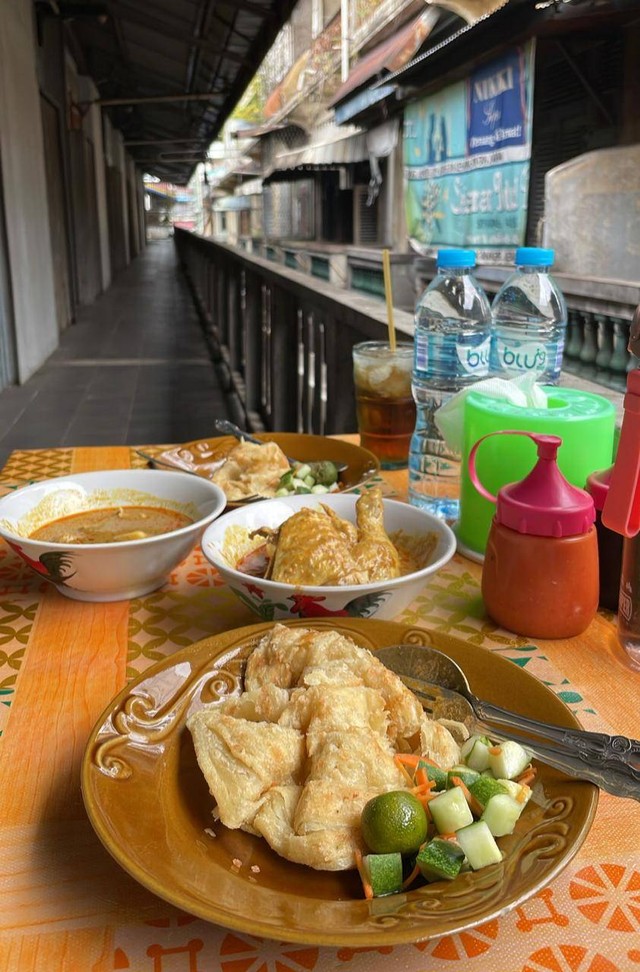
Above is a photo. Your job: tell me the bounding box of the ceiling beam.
[124,137,204,145]
[107,0,249,63]
[94,91,225,105]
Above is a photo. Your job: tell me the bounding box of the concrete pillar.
[87,96,111,291]
[0,0,58,382]
[116,136,131,266]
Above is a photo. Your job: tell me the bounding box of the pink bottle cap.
[586,466,613,512]
[469,430,595,538]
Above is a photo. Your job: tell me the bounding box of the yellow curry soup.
[30,505,193,544]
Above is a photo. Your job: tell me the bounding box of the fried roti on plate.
[187,624,463,870]
[211,440,290,501]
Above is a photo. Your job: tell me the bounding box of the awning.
[263,120,399,185]
[330,8,440,109]
[235,178,264,196]
[213,196,251,212]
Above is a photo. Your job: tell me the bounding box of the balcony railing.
[174,228,414,435]
[175,229,633,434]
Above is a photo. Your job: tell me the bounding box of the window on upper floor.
[263,23,294,88]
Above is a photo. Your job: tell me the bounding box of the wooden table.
[1,443,640,972]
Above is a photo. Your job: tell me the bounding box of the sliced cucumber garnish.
[456,820,503,870]
[363,853,404,896]
[417,838,465,882]
[488,740,531,780]
[419,760,448,792]
[469,776,508,810]
[481,793,525,837]
[447,765,480,789]
[429,786,474,835]
[461,735,493,772]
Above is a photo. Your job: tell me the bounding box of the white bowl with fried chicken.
[200,488,456,621]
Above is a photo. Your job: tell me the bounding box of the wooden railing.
[174,228,414,434]
[175,228,635,433]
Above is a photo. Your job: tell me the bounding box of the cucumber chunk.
[429,786,474,834]
[460,735,493,772]
[417,838,465,882]
[310,484,329,494]
[294,464,312,481]
[455,820,503,870]
[363,853,404,896]
[488,740,531,780]
[419,760,448,792]
[496,778,533,805]
[480,793,525,837]
[278,470,294,489]
[447,765,480,790]
[469,776,508,810]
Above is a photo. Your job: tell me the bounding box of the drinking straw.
[382,248,396,352]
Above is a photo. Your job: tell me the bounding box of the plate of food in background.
[148,432,380,506]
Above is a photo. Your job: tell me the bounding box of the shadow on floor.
[0,240,233,467]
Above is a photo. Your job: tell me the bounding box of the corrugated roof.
[330,8,440,107]
[262,121,400,183]
[61,0,298,184]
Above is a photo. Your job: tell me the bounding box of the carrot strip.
[451,776,484,818]
[394,757,416,788]
[354,849,373,901]
[439,832,458,841]
[395,754,421,768]
[516,768,537,787]
[488,746,502,756]
[516,787,528,803]
[415,767,429,789]
[402,862,421,890]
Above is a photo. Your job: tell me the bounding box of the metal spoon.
[214,419,348,474]
[376,643,640,802]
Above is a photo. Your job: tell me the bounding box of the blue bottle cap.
[515,247,555,266]
[436,248,476,268]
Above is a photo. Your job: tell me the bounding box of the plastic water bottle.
[408,249,492,521]
[490,247,567,384]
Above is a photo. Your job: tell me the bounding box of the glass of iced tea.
[352,340,416,469]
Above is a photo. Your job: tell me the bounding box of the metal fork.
[376,645,640,802]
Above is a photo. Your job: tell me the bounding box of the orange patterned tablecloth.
[1,442,640,972]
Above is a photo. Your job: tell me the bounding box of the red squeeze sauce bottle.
[469,430,599,639]
[602,364,640,669]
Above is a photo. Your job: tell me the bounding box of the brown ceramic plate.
[81,619,598,947]
[159,433,380,503]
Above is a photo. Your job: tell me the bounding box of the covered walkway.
[0,241,232,468]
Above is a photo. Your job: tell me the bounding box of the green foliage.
[233,75,266,123]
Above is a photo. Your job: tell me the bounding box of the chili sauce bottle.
[469,430,598,639]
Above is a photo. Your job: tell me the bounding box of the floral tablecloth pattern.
[1,444,639,972]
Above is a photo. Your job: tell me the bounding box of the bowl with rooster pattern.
[0,469,226,601]
[200,491,456,621]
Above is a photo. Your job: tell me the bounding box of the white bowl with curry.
[201,488,456,621]
[0,469,226,601]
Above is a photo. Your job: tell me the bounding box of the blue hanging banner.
[404,40,535,262]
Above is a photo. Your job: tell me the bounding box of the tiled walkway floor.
[0,240,232,467]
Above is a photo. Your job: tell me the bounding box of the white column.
[87,93,111,291]
[0,0,58,381]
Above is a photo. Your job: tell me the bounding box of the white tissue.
[435,374,549,454]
